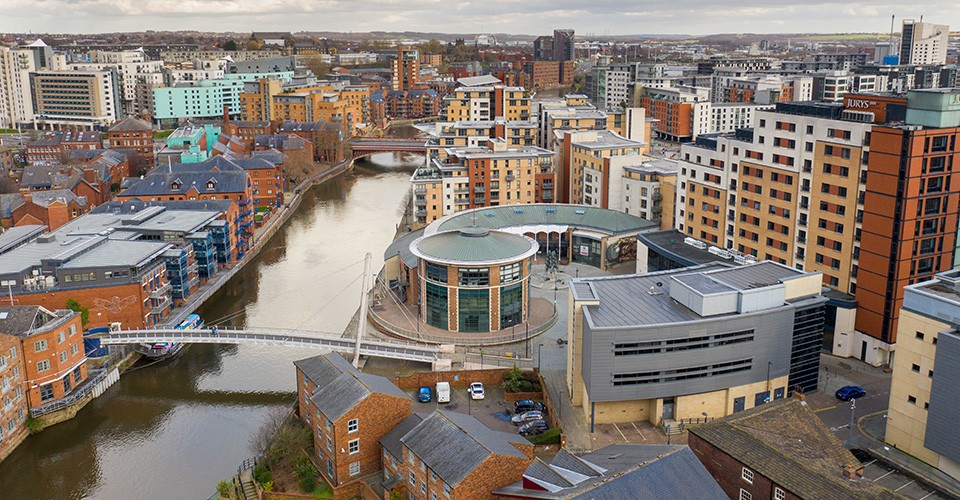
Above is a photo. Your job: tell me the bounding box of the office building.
[553,29,575,62]
[29,70,121,129]
[900,19,949,65]
[885,271,960,480]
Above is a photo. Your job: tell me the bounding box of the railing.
[541,182,554,189]
[474,186,486,193]
[415,198,427,207]
[474,197,486,204]
[149,283,172,298]
[148,297,172,315]
[31,368,110,417]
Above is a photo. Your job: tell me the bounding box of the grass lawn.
[153,130,174,140]
[0,129,19,134]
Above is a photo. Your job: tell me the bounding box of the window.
[57,332,65,344]
[40,384,54,402]
[348,439,359,455]
[912,364,920,373]
[444,483,451,495]
[409,471,415,485]
[348,418,358,433]
[741,467,754,484]
[425,262,447,283]
[457,268,489,287]
[326,436,332,451]
[774,487,785,500]
[908,395,917,404]
[739,489,752,500]
[916,331,925,340]
[420,481,426,494]
[349,462,360,476]
[500,262,521,284]
[34,340,48,353]
[59,352,67,363]
[36,360,50,373]
[71,343,79,355]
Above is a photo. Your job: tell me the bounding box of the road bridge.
[349,138,428,160]
[93,327,444,365]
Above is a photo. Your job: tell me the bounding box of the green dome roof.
[411,228,538,265]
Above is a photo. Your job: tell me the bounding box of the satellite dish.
[656,282,663,287]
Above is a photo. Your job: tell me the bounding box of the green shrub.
[294,457,319,493]
[253,463,272,485]
[25,416,43,433]
[527,427,562,445]
[216,479,232,497]
[502,365,542,393]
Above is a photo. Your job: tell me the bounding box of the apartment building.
[443,85,531,122]
[238,78,283,121]
[565,130,646,208]
[885,271,960,481]
[617,158,678,227]
[278,120,343,162]
[675,89,960,365]
[639,86,710,142]
[388,410,534,500]
[0,315,28,462]
[392,47,420,91]
[426,120,537,154]
[25,131,102,165]
[536,95,610,152]
[67,52,164,115]
[0,46,37,129]
[29,70,121,129]
[719,75,814,105]
[568,261,826,426]
[900,19,949,65]
[149,71,292,127]
[410,140,555,226]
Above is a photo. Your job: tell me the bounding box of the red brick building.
[0,319,28,463]
[9,190,90,230]
[689,399,898,500]
[107,116,154,155]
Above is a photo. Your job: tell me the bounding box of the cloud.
[0,0,957,35]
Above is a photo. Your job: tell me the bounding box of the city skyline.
[2,0,959,36]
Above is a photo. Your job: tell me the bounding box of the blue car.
[418,386,432,403]
[835,385,866,401]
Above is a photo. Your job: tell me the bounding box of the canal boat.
[138,314,204,360]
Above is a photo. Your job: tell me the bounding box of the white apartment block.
[709,103,775,135]
[0,46,36,128]
[900,20,949,65]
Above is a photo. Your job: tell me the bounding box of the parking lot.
[590,421,671,448]
[852,451,948,500]
[402,384,523,435]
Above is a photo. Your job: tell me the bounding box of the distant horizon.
[1,1,957,37]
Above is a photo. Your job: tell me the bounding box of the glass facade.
[425,263,448,283]
[458,288,489,332]
[458,268,489,287]
[500,283,523,328]
[789,305,825,395]
[572,235,602,267]
[425,283,448,329]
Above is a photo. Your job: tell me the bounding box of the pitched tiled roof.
[0,305,59,338]
[689,399,900,499]
[119,171,248,197]
[28,189,88,208]
[308,368,407,422]
[109,116,153,132]
[400,410,529,487]
[380,413,426,460]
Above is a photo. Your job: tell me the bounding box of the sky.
[1,0,958,36]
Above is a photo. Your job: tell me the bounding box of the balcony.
[542,192,554,201]
[415,209,427,217]
[454,187,469,194]
[415,198,427,207]
[474,186,486,193]
[414,186,427,195]
[149,283,172,299]
[505,174,516,181]
[541,182,554,190]
[454,197,470,204]
[652,205,662,213]
[474,196,486,204]
[799,219,807,227]
[652,193,662,202]
[148,297,172,316]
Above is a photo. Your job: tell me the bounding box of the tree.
[65,299,90,326]
[246,39,261,51]
[250,406,289,458]
[0,174,17,194]
[417,39,444,55]
[222,40,238,51]
[300,56,330,78]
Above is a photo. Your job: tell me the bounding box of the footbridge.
[349,138,428,160]
[92,327,446,365]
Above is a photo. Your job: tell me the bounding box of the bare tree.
[249,406,290,458]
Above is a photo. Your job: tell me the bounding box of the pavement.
[805,354,892,439]
[403,384,517,435]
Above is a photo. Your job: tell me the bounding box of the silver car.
[511,410,543,426]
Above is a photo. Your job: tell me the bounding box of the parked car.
[418,386,432,403]
[514,400,545,414]
[512,411,543,426]
[436,382,450,403]
[835,385,866,401]
[519,419,549,436]
[469,382,485,400]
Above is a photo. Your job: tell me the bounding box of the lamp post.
[849,398,857,440]
[767,361,773,394]
[538,343,544,370]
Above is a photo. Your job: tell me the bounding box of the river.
[0,143,423,499]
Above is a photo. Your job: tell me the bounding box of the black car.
[514,400,545,414]
[519,419,548,436]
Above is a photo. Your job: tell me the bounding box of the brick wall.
[14,281,152,330]
[0,333,29,462]
[326,394,412,486]
[21,314,87,408]
[392,368,511,390]
[688,432,798,500]
[452,452,533,500]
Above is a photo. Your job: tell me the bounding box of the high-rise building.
[899,19,949,65]
[533,36,553,61]
[29,70,121,129]
[392,47,420,91]
[552,29,575,62]
[675,89,960,365]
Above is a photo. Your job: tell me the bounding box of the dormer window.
[206,180,216,190]
[170,180,181,190]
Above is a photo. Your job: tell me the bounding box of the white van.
[436,382,451,403]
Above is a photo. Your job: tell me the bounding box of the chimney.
[21,190,33,204]
[223,104,231,127]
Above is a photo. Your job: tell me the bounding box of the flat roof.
[0,225,46,254]
[60,240,171,269]
[638,230,733,267]
[431,204,655,237]
[411,228,538,266]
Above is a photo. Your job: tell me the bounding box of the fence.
[31,367,120,417]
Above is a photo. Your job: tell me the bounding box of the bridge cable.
[290,271,365,332]
[375,274,419,330]
[204,257,367,326]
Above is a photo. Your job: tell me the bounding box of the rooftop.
[60,239,171,269]
[411,228,538,266]
[690,399,899,499]
[637,230,734,268]
[0,305,65,338]
[430,204,656,237]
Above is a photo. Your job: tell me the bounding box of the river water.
[0,144,422,499]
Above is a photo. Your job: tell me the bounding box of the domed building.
[409,227,538,333]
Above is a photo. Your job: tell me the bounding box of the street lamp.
[849,398,857,440]
[538,343,544,370]
[767,361,773,394]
